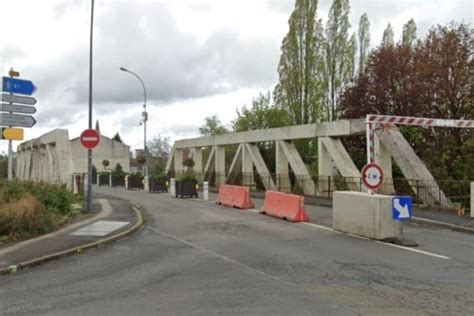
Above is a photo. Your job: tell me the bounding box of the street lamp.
[119,67,148,177]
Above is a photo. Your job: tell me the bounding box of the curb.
[0,202,145,276]
[411,216,474,235]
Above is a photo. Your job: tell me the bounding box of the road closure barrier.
[216,184,254,209]
[261,191,309,222]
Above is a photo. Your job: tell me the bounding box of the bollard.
[170,178,176,196]
[109,174,112,187]
[97,174,100,186]
[471,182,473,218]
[125,175,129,189]
[203,181,209,201]
[144,176,149,192]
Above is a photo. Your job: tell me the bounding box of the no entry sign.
[361,163,384,191]
[80,129,100,149]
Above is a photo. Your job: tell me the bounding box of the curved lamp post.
[119,67,148,177]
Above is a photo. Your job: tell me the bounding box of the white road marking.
[193,198,451,260]
[70,220,129,237]
[374,241,451,260]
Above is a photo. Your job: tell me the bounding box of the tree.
[402,19,417,47]
[325,0,354,121]
[102,159,110,170]
[148,135,171,158]
[232,92,290,132]
[198,115,229,136]
[340,22,473,180]
[113,132,123,143]
[112,163,124,176]
[273,0,326,125]
[358,13,370,75]
[382,23,394,47]
[347,32,357,78]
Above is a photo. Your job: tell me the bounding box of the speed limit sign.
[361,163,384,190]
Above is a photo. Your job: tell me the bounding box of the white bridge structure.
[166,118,468,208]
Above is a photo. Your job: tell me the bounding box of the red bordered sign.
[80,129,100,149]
[361,163,384,190]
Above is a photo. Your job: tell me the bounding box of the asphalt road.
[1,186,473,315]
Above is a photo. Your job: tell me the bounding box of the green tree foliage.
[112,132,123,143]
[274,0,326,125]
[198,115,229,136]
[325,0,354,121]
[232,92,290,132]
[341,23,473,180]
[382,23,394,47]
[112,163,124,177]
[102,159,110,170]
[357,13,370,75]
[402,18,417,47]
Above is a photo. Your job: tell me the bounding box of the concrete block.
[333,191,401,240]
[144,176,149,192]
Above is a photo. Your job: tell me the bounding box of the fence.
[198,171,471,212]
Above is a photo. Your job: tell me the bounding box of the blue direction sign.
[392,196,413,220]
[2,77,36,95]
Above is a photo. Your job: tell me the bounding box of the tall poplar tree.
[325,0,353,121]
[274,0,326,125]
[358,13,370,74]
[402,18,417,46]
[382,23,395,47]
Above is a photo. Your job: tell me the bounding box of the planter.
[128,175,144,190]
[98,174,110,186]
[111,175,125,187]
[176,179,198,198]
[150,178,168,193]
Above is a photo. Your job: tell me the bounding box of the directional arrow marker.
[392,196,412,220]
[1,127,24,140]
[1,103,37,114]
[0,113,36,128]
[2,77,36,95]
[1,94,37,105]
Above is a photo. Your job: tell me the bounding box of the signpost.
[1,94,37,105]
[1,69,37,181]
[0,113,36,128]
[1,128,24,141]
[80,129,100,149]
[0,103,36,114]
[361,163,384,192]
[392,196,413,220]
[2,77,37,95]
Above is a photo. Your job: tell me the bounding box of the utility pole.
[87,0,95,212]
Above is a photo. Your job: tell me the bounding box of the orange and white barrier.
[216,184,254,209]
[261,191,309,222]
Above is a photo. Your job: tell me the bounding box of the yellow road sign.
[1,127,24,140]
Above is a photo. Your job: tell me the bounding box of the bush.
[0,194,54,238]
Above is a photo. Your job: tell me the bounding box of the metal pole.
[365,115,373,195]
[87,0,95,212]
[7,69,14,181]
[119,67,147,176]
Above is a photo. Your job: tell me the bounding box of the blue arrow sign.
[392,196,412,220]
[2,77,37,95]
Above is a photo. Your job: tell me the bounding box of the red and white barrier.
[260,191,309,222]
[216,184,254,209]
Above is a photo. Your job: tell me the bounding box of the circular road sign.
[80,129,100,149]
[361,163,384,190]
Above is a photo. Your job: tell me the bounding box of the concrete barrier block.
[333,191,401,240]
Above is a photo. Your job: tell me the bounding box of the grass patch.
[0,180,83,244]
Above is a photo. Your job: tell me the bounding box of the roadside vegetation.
[0,179,82,245]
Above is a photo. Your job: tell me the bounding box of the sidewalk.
[0,195,143,274]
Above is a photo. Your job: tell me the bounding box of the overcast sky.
[1,0,472,154]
